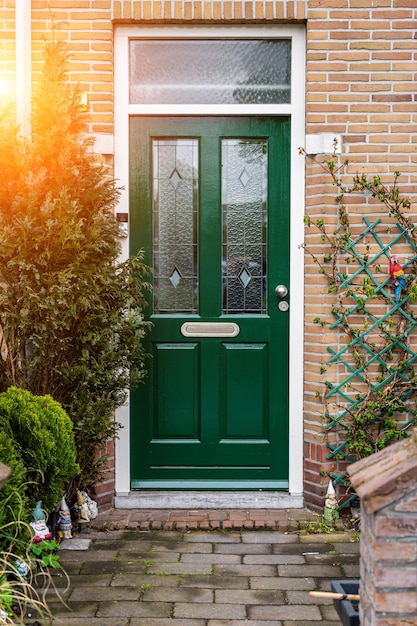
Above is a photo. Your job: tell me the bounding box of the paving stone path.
[46,527,360,625]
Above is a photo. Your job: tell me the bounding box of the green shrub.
[0,387,79,514]
[0,432,28,550]
[0,40,150,490]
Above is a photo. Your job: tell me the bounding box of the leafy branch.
[301,145,417,484]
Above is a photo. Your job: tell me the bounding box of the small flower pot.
[331,580,360,626]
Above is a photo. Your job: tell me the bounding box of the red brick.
[254,520,266,529]
[370,615,417,626]
[373,515,417,538]
[374,591,417,614]
[200,521,211,530]
[395,492,417,512]
[186,521,199,530]
[364,525,417,562]
[151,520,163,530]
[373,565,417,589]
[243,520,254,529]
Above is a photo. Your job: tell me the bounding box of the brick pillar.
[91,439,116,512]
[348,432,417,626]
[303,439,335,510]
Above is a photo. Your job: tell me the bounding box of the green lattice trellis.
[323,217,417,501]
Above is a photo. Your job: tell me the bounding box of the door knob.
[275,284,288,298]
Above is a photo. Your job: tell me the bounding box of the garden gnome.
[30,500,52,542]
[323,480,339,521]
[32,500,44,521]
[57,496,73,539]
[389,254,406,301]
[76,489,91,523]
[15,559,29,578]
[80,490,98,520]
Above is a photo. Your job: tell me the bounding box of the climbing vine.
[301,146,417,500]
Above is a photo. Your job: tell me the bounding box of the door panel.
[153,343,199,438]
[130,117,290,489]
[221,343,268,439]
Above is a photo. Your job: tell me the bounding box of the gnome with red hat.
[389,254,406,301]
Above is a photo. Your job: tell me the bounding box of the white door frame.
[113,24,306,507]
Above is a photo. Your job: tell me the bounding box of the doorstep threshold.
[114,490,304,510]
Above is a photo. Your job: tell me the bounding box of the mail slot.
[181,322,240,338]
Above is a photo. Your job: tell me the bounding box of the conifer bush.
[0,40,150,491]
[0,387,79,515]
[0,431,28,540]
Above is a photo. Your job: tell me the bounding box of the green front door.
[130,117,290,489]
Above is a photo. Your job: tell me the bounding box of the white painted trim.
[288,26,305,498]
[127,104,292,116]
[15,0,32,137]
[114,23,306,503]
[114,30,131,495]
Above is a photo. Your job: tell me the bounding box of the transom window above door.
[129,39,291,105]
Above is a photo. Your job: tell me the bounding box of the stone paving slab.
[209,622,281,626]
[48,613,130,626]
[143,587,214,603]
[249,576,316,590]
[130,617,207,626]
[214,589,285,604]
[249,604,323,620]
[147,562,214,575]
[213,563,278,576]
[49,522,359,625]
[180,553,241,564]
[60,537,92,550]
[179,575,249,589]
[282,622,340,626]
[111,573,181,588]
[70,586,140,602]
[213,542,272,554]
[117,549,181,562]
[242,554,305,564]
[97,600,172,618]
[174,603,247,619]
[153,541,214,553]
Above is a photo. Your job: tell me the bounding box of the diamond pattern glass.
[238,266,252,289]
[130,39,291,105]
[222,139,268,314]
[169,266,182,288]
[153,139,199,313]
[169,168,182,189]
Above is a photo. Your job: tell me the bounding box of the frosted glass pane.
[222,139,267,314]
[130,40,291,104]
[153,139,198,314]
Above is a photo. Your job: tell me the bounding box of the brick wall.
[349,434,417,625]
[1,0,417,510]
[0,2,16,115]
[31,1,115,138]
[303,0,417,508]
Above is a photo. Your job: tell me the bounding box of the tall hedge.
[0,41,150,489]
